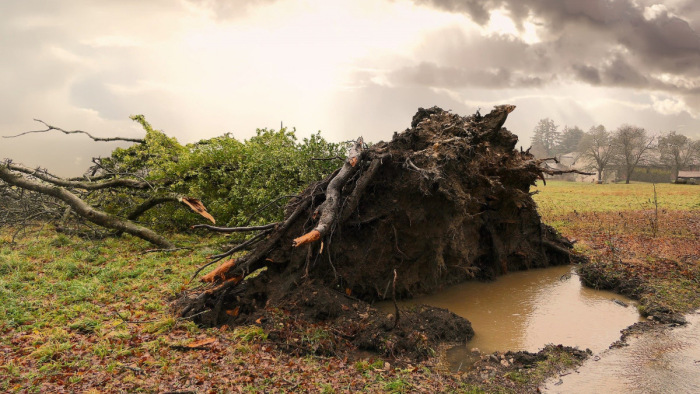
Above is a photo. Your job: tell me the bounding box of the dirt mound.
[177,105,578,359]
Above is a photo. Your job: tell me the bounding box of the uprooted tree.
[0,116,343,246]
[1,105,590,358]
[174,106,589,357]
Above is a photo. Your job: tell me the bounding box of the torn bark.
[292,138,364,247]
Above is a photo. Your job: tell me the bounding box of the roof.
[677,170,700,178]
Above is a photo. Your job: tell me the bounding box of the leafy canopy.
[95,116,345,230]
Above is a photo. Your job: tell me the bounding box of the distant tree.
[658,131,700,180]
[530,118,560,157]
[612,125,655,184]
[578,125,614,182]
[555,126,585,155]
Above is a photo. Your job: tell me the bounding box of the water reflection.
[379,265,641,355]
[543,311,700,393]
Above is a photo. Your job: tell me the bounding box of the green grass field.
[533,180,700,216]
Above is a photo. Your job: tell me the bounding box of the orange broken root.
[292,230,321,247]
[201,259,236,283]
[204,275,243,296]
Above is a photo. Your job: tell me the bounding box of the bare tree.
[658,131,700,181]
[577,125,614,182]
[612,125,656,184]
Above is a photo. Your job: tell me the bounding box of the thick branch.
[6,163,151,190]
[340,154,387,221]
[0,164,173,248]
[292,138,364,247]
[127,195,181,221]
[4,119,145,143]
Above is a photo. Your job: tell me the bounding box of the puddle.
[543,311,700,393]
[378,265,642,366]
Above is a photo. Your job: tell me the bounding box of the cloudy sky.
[2,0,700,175]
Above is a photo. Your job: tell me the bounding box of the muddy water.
[543,311,700,393]
[379,265,641,359]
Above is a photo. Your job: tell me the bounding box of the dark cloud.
[572,64,601,85]
[411,0,700,115]
[418,0,700,72]
[391,62,545,89]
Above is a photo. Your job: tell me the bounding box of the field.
[1,181,698,392]
[534,181,700,317]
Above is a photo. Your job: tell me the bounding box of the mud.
[578,260,687,324]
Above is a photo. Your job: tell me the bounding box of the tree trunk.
[0,164,174,248]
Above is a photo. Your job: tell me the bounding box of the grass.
[0,228,459,392]
[1,180,697,391]
[533,181,699,215]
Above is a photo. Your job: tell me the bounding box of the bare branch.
[542,168,595,176]
[4,119,145,143]
[126,195,181,221]
[310,156,343,161]
[191,223,279,233]
[6,163,151,190]
[292,138,364,247]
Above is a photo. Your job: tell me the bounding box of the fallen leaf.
[188,337,217,348]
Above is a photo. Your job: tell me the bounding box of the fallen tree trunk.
[0,163,175,248]
[177,105,589,359]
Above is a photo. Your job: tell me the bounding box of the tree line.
[530,118,700,183]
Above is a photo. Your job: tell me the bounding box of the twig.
[242,195,298,226]
[4,119,145,143]
[112,310,208,326]
[139,247,192,255]
[191,230,271,281]
[392,269,400,329]
[310,156,343,161]
[191,223,279,233]
[209,229,272,260]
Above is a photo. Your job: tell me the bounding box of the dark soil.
[178,106,577,360]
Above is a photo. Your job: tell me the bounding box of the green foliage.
[94,116,344,230]
[555,125,585,155]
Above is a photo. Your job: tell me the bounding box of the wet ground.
[542,310,700,393]
[378,265,642,368]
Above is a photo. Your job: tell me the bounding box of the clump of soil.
[459,345,591,392]
[178,105,577,359]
